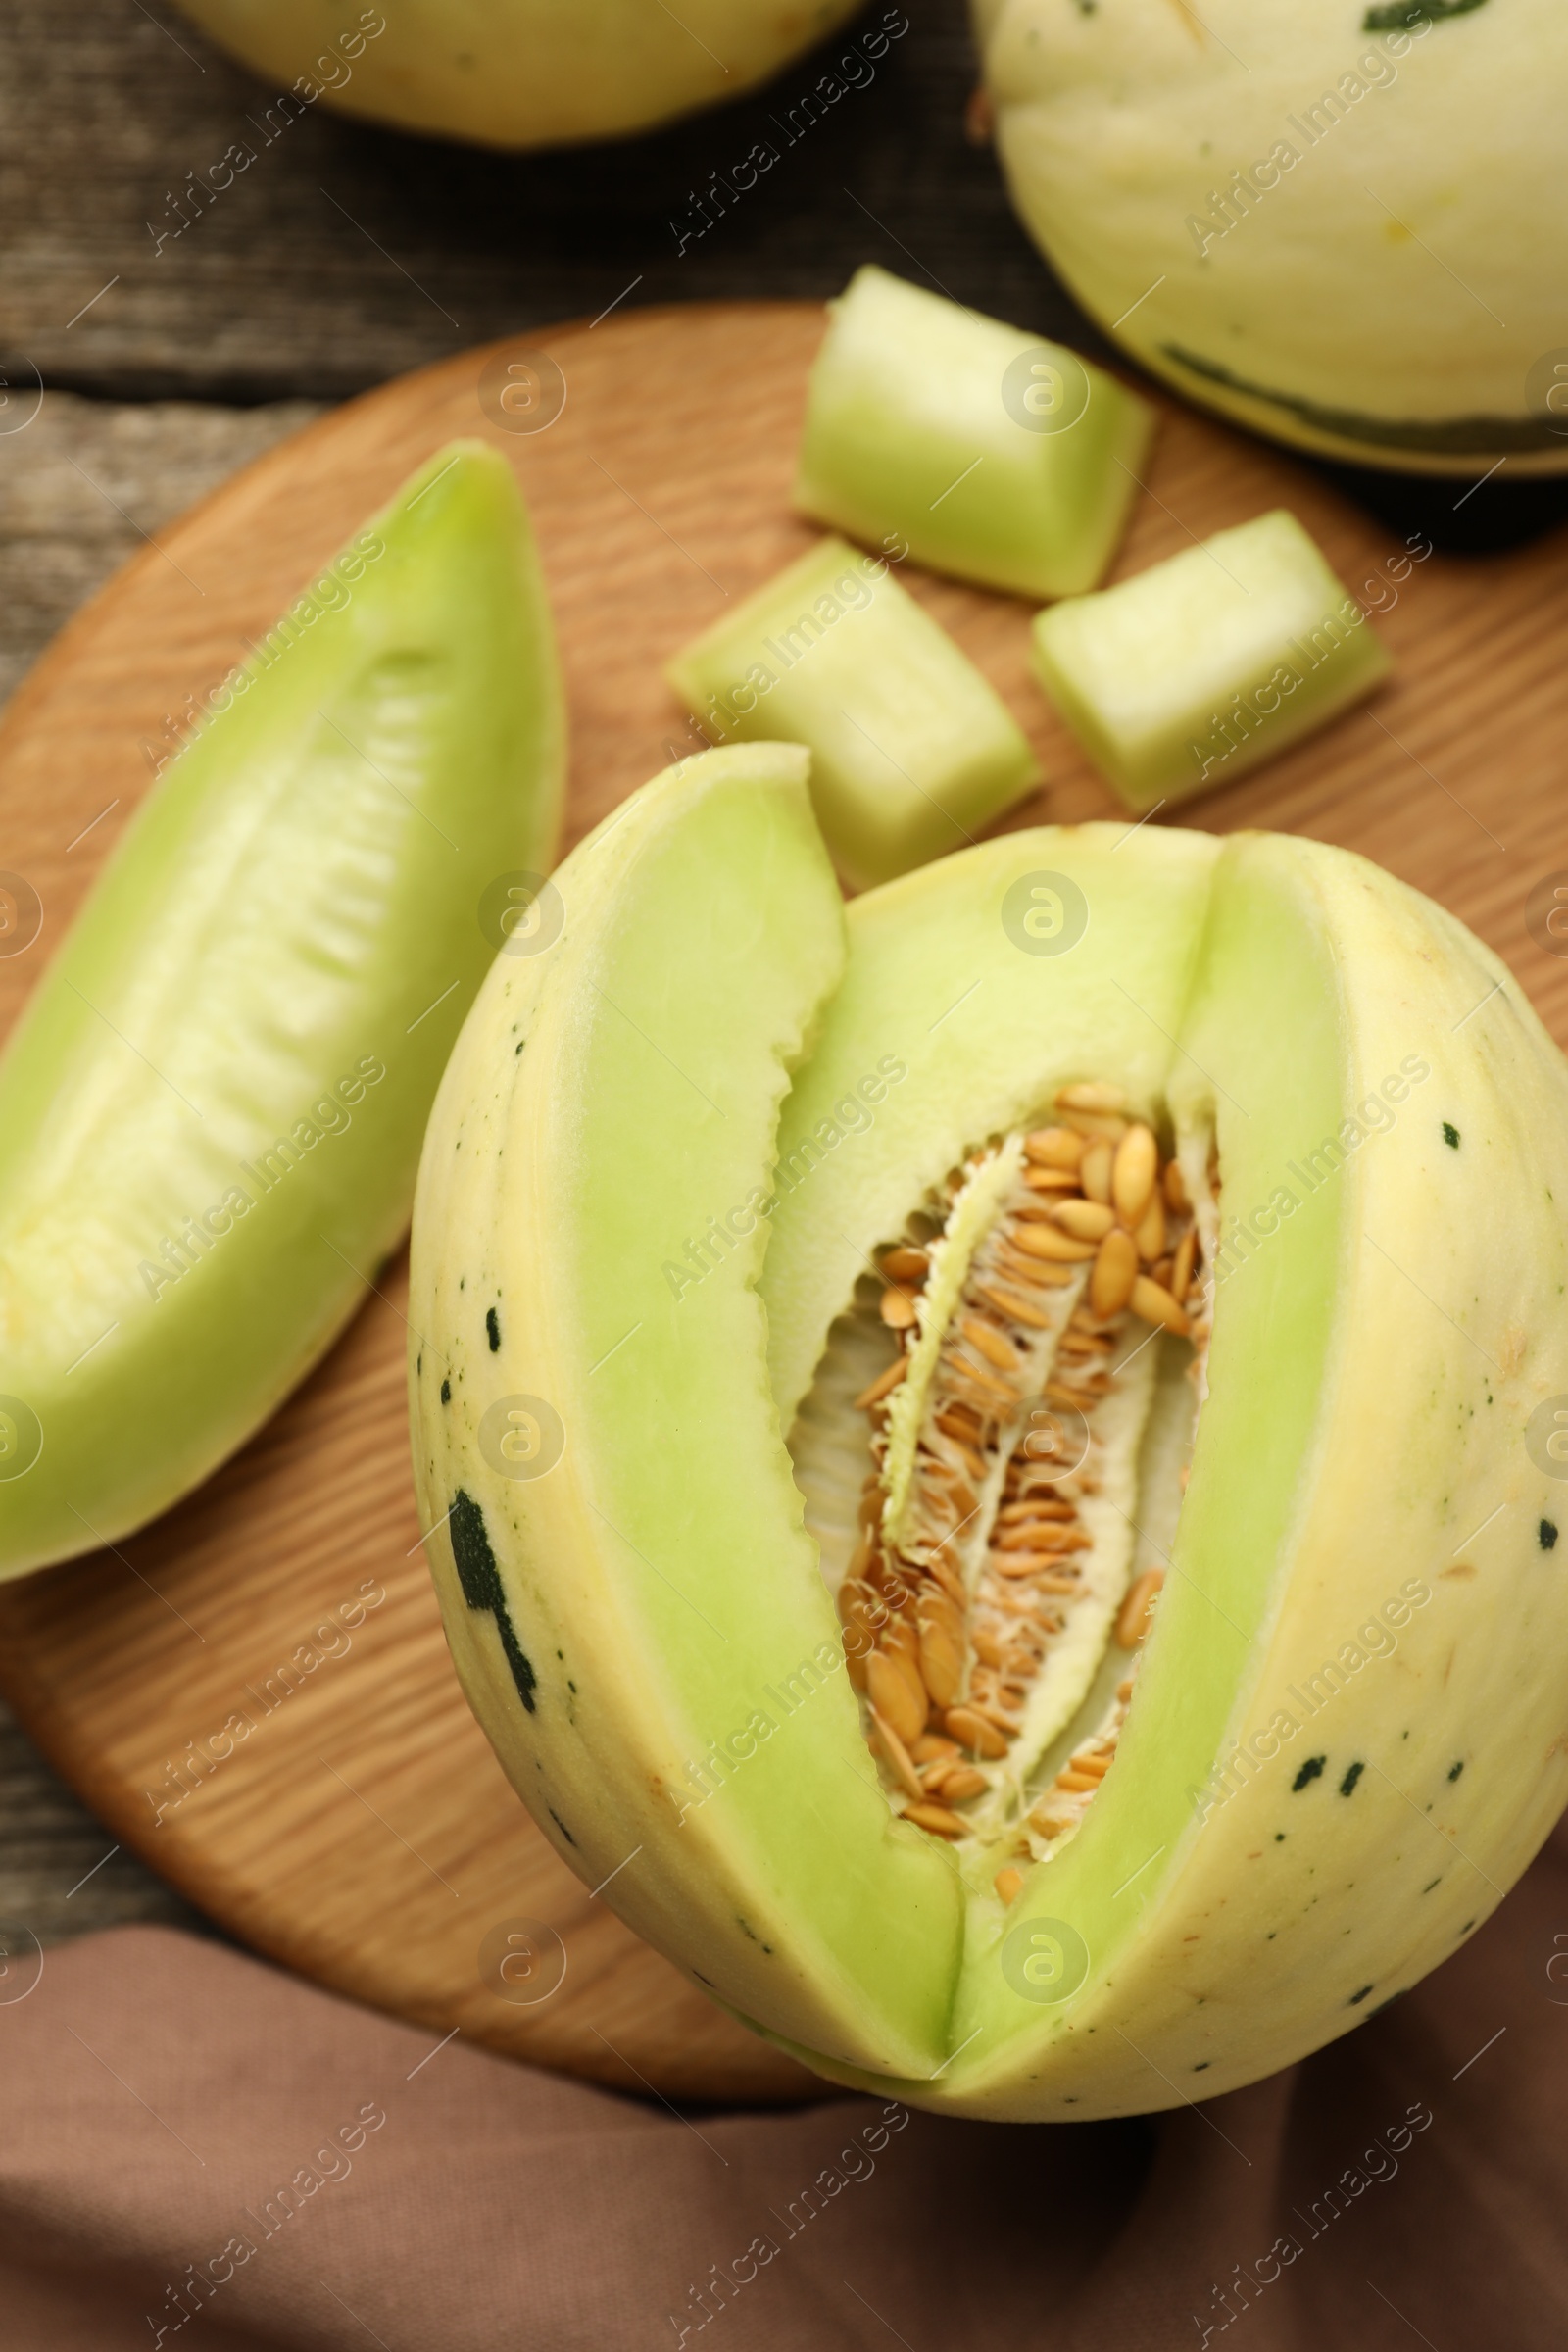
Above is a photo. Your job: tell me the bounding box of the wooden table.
[0,0,1561,1963]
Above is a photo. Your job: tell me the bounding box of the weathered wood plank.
[1,0,1062,402]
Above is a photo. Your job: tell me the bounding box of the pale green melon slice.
[410,744,961,2078]
[0,442,563,1578]
[794,266,1155,599]
[665,535,1038,890]
[1031,510,1393,813]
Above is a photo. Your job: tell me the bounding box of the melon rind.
[170,0,864,151]
[410,744,963,2078]
[979,0,1568,475]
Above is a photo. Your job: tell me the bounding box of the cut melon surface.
[793,266,1155,600]
[665,535,1038,890]
[0,442,564,1577]
[1030,510,1392,813]
[413,762,1568,2118]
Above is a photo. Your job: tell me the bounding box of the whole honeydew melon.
[410,744,1568,2117]
[975,0,1568,474]
[173,0,863,150]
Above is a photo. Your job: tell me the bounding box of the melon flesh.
[413,767,1568,2116]
[0,443,563,1578]
[1030,510,1392,813]
[666,536,1038,889]
[794,266,1155,600]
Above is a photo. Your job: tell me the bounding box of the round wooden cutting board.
[0,302,1564,2104]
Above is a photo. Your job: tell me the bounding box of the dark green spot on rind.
[486,1306,502,1352]
[1447,1759,1465,1782]
[1364,0,1487,25]
[548,1807,577,1847]
[1159,344,1555,457]
[1443,1122,1460,1149]
[1348,1984,1375,2005]
[1542,1519,1559,1552]
[448,1488,537,1714]
[1423,1878,1442,1892]
[440,1378,451,1404]
[1340,1761,1365,1797]
[1193,2061,1210,2071]
[1293,1755,1327,1791]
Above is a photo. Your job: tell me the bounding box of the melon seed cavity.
[810,1079,1215,1898]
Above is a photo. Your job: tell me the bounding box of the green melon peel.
[415,787,1568,2117]
[0,440,564,1578]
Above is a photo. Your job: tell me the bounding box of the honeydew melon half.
[412,754,1568,2114]
[976,0,1568,475]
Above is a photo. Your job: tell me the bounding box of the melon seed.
[1112,1122,1158,1222]
[1133,1187,1166,1263]
[1054,1199,1117,1242]
[1131,1274,1190,1336]
[1022,1165,1081,1193]
[1024,1126,1085,1168]
[1090,1227,1139,1317]
[945,1706,1009,1759]
[918,1618,964,1707]
[976,1283,1054,1329]
[1011,1221,1097,1263]
[903,1801,967,1839]
[872,1711,925,1799]
[1080,1139,1114,1203]
[868,1651,927,1746]
[962,1315,1019,1370]
[1115,1568,1165,1648]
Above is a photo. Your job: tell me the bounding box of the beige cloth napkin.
[2,1819,1564,2350]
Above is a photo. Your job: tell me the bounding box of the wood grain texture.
[2,0,1051,404]
[0,300,1563,2102]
